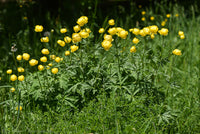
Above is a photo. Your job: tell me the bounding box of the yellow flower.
[150,34,155,39]
[130,46,136,53]
[72,33,82,43]
[108,27,117,35]
[46,66,50,69]
[40,56,47,63]
[180,34,185,39]
[57,40,65,47]
[7,69,12,74]
[158,28,169,36]
[65,51,70,56]
[16,106,22,111]
[108,19,115,26]
[161,21,166,26]
[61,58,63,61]
[17,67,24,73]
[40,37,49,43]
[73,25,81,32]
[10,87,15,92]
[60,28,67,33]
[77,16,88,26]
[22,53,30,61]
[41,48,50,55]
[129,28,134,32]
[48,63,53,67]
[118,30,128,39]
[64,36,72,43]
[132,28,140,35]
[149,25,159,33]
[166,14,171,18]
[178,31,184,36]
[10,74,17,81]
[141,11,146,15]
[51,68,58,74]
[38,65,44,71]
[104,34,113,42]
[50,55,56,60]
[85,28,91,33]
[141,17,145,21]
[79,31,89,38]
[175,14,179,17]
[132,37,140,44]
[34,25,43,32]
[70,45,79,53]
[101,40,112,51]
[55,57,61,63]
[0,77,1,81]
[16,55,22,61]
[29,59,38,66]
[139,29,146,37]
[143,27,150,35]
[18,75,24,81]
[172,49,182,55]
[150,16,155,21]
[98,28,105,33]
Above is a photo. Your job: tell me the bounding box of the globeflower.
[17,67,24,73]
[38,65,44,71]
[60,28,67,33]
[10,87,15,92]
[51,68,58,74]
[150,34,155,39]
[22,53,30,61]
[72,33,82,43]
[7,69,12,74]
[118,30,128,39]
[141,11,146,15]
[77,16,88,26]
[18,75,24,81]
[141,17,145,21]
[178,31,184,36]
[73,25,81,32]
[158,28,169,36]
[132,37,140,44]
[101,40,112,51]
[150,16,155,21]
[180,34,185,39]
[98,28,105,34]
[79,31,89,38]
[70,45,79,52]
[41,48,50,55]
[16,55,22,61]
[108,27,117,35]
[143,27,150,35]
[149,25,158,33]
[132,28,140,35]
[35,25,43,32]
[65,51,70,56]
[40,37,49,43]
[130,46,136,53]
[50,55,56,60]
[10,74,17,81]
[104,34,113,42]
[64,36,72,43]
[57,40,65,47]
[172,49,182,55]
[108,19,115,26]
[16,106,22,111]
[29,59,38,66]
[40,56,47,63]
[166,14,171,18]
[161,21,166,26]
[55,57,61,63]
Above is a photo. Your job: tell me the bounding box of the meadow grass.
[0,1,200,133]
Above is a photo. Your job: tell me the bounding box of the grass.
[0,1,200,133]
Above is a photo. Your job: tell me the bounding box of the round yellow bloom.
[175,14,179,17]
[41,48,50,55]
[132,37,140,44]
[35,25,43,32]
[130,46,136,53]
[116,27,124,33]
[16,55,22,61]
[139,29,146,37]
[65,51,70,56]
[180,35,185,39]
[40,37,49,43]
[129,28,134,32]
[70,45,79,53]
[141,17,145,21]
[104,34,113,42]
[141,11,146,15]
[60,58,63,61]
[108,27,117,35]
[150,34,155,39]
[17,67,24,73]
[7,69,12,74]
[73,25,81,33]
[48,63,53,67]
[55,57,61,63]
[22,53,30,61]
[77,16,88,26]
[132,28,140,35]
[149,25,159,33]
[64,36,72,43]
[118,30,128,39]
[85,28,91,33]
[10,87,15,92]
[101,40,112,51]
[161,21,166,26]
[29,59,38,66]
[40,56,47,63]
[98,28,105,34]
[150,16,155,21]
[38,65,44,71]
[166,14,171,18]
[143,27,150,35]
[108,19,115,26]
[18,75,24,81]
[10,74,17,81]
[50,55,56,60]
[172,49,182,55]
[60,28,67,33]
[178,31,184,36]
[16,106,22,111]
[51,68,58,74]
[57,40,65,47]
[158,28,169,36]
[72,33,82,43]
[79,31,89,38]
